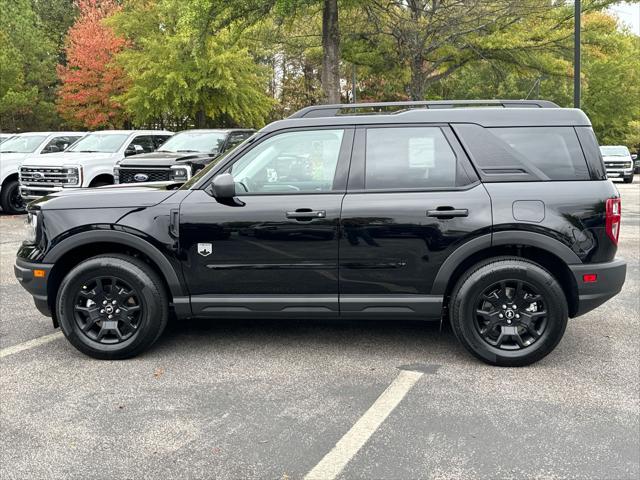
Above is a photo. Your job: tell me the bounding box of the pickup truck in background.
[19,130,173,202]
[114,129,254,184]
[600,145,635,183]
[1,132,85,213]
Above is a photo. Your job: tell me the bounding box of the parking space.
[1,178,638,479]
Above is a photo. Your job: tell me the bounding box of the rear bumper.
[14,258,54,317]
[570,258,626,317]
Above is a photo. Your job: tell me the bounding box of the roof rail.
[289,99,560,118]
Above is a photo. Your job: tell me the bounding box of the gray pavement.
[1,177,639,480]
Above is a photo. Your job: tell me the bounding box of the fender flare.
[44,230,186,298]
[431,231,581,295]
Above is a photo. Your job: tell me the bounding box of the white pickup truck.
[19,130,172,202]
[1,132,85,213]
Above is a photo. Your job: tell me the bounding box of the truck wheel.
[56,254,169,359]
[450,257,568,367]
[0,178,26,214]
[623,175,633,184]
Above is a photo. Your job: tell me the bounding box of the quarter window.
[229,129,344,194]
[490,127,589,180]
[365,127,458,189]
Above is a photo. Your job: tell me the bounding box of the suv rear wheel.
[56,254,169,359]
[450,257,568,367]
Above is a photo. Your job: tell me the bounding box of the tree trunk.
[321,0,341,104]
[409,53,425,100]
[195,108,206,128]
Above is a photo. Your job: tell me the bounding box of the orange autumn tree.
[57,0,128,129]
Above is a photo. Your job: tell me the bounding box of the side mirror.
[211,173,236,199]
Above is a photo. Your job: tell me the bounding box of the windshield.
[0,135,47,153]
[600,146,630,157]
[158,131,227,153]
[68,133,130,153]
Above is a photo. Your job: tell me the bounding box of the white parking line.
[304,369,423,480]
[0,332,64,359]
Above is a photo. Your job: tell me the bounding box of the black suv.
[14,100,626,366]
[115,129,254,184]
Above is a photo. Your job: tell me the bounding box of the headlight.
[170,166,190,182]
[62,165,82,187]
[24,212,38,244]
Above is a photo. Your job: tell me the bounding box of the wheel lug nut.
[100,309,105,314]
[108,314,113,319]
[112,300,117,305]
[515,314,520,319]
[507,319,512,324]
[102,300,107,305]
[115,309,120,314]
[502,304,507,309]
[499,313,504,318]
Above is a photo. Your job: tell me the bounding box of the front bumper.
[20,185,64,201]
[14,258,54,318]
[570,258,626,317]
[605,168,634,179]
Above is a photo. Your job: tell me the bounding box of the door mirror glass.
[211,173,236,199]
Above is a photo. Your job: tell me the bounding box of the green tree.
[110,0,273,129]
[0,0,60,131]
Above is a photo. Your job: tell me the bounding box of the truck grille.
[20,167,76,186]
[605,161,631,169]
[117,168,171,184]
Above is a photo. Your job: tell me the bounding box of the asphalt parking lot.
[1,178,639,480]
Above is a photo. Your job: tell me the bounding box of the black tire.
[56,254,169,359]
[0,178,26,214]
[450,257,568,367]
[623,175,633,184]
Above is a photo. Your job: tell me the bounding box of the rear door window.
[364,127,461,189]
[488,127,589,180]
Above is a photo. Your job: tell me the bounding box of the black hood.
[118,151,219,168]
[29,182,182,210]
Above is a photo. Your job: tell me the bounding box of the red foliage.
[57,0,129,129]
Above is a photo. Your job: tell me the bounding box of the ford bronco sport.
[14,100,626,366]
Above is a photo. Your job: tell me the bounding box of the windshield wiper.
[74,150,101,153]
[176,149,201,153]
[0,150,18,153]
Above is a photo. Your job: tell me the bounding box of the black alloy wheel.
[449,257,568,367]
[57,254,169,359]
[474,280,548,350]
[73,276,143,344]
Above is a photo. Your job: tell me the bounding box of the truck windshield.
[157,131,227,153]
[0,135,47,153]
[600,146,630,157]
[68,134,130,153]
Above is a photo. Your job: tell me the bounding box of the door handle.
[427,207,469,219]
[286,209,326,220]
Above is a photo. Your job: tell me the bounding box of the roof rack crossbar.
[289,99,560,118]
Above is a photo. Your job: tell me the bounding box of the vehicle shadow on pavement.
[155,316,465,362]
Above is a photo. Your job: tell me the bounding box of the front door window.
[229,129,344,194]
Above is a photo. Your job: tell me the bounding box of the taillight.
[605,197,621,245]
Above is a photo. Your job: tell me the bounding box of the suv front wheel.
[56,254,169,359]
[450,257,568,367]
